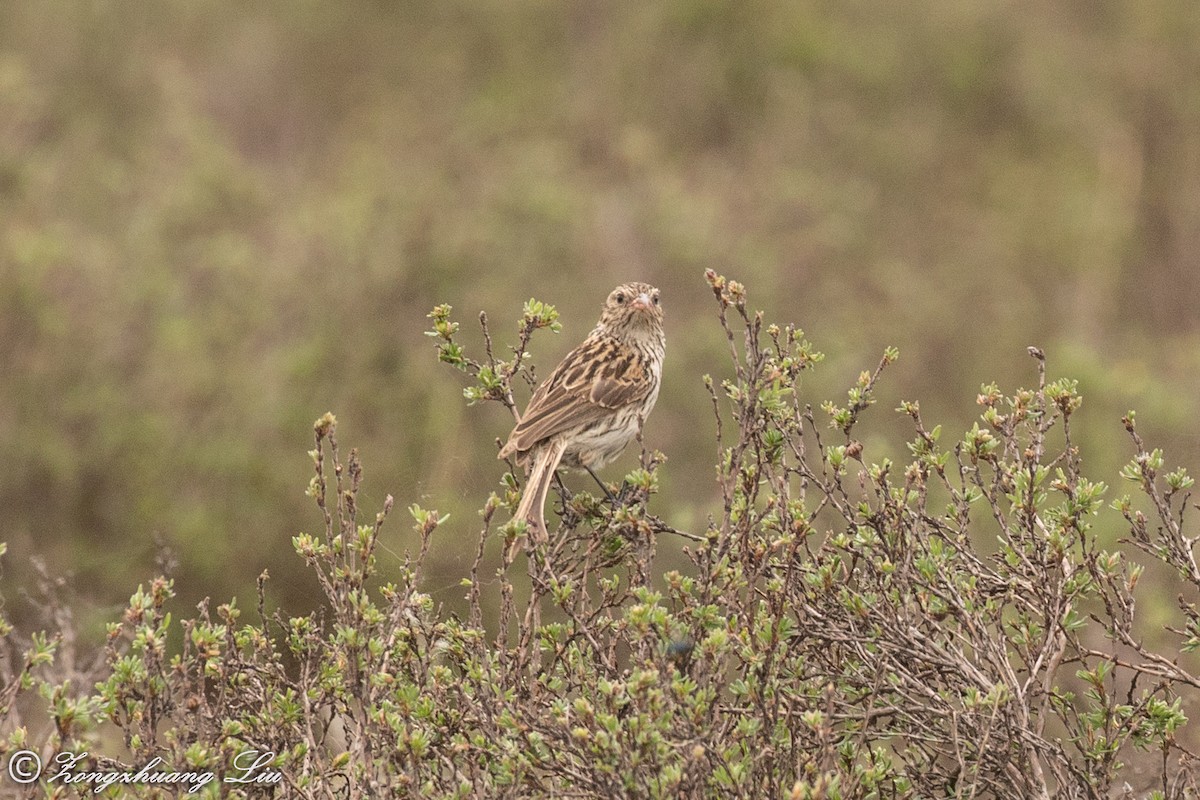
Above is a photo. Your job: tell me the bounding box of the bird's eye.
[615,292,625,304]
[652,294,660,305]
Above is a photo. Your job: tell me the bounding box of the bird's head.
[599,282,663,333]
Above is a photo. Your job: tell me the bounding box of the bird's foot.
[612,480,636,507]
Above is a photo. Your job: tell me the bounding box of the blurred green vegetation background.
[4,0,1200,631]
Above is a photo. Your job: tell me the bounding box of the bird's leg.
[553,470,582,526]
[584,465,618,504]
[553,470,572,501]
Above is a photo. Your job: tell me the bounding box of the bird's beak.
[631,292,652,311]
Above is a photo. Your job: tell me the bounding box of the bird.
[499,282,665,555]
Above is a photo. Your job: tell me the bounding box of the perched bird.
[499,282,665,551]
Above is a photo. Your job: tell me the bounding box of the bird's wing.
[499,336,653,457]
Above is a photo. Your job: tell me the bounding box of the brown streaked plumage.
[500,282,665,554]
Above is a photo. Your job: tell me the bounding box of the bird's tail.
[509,438,568,560]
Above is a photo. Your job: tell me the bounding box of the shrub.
[3,271,1199,798]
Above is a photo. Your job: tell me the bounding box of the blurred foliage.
[2,0,1200,629]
